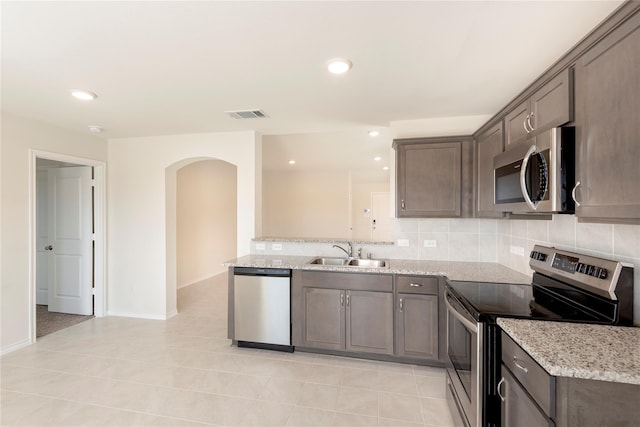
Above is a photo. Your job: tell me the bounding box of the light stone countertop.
[498,318,640,385]
[224,255,532,284]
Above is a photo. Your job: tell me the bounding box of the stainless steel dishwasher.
[233,267,293,352]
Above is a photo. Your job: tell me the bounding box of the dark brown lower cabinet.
[501,331,640,427]
[345,290,393,355]
[301,287,393,355]
[500,366,554,427]
[301,287,345,350]
[292,271,444,362]
[293,271,394,356]
[395,293,438,360]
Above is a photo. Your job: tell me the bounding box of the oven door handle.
[445,293,478,333]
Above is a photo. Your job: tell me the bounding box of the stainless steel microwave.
[493,127,575,214]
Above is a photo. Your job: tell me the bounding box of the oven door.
[445,290,482,427]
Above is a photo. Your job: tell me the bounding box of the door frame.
[28,150,107,341]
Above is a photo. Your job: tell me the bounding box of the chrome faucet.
[332,242,353,258]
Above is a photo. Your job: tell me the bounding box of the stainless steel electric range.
[444,245,634,427]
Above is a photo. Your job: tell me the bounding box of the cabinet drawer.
[501,332,555,417]
[396,276,439,294]
[300,270,393,292]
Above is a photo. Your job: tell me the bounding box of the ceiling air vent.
[225,109,269,119]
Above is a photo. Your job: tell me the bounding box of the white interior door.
[36,169,49,305]
[47,166,93,315]
[371,192,391,241]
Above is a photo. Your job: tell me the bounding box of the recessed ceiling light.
[383,166,389,171]
[327,58,352,75]
[288,160,296,165]
[71,89,97,101]
[88,125,104,133]
[368,130,380,137]
[374,156,382,161]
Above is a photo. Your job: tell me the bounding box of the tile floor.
[1,273,454,426]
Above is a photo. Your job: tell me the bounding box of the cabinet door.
[346,290,393,355]
[475,122,504,217]
[573,11,640,220]
[505,68,573,146]
[302,287,345,350]
[505,100,531,146]
[530,68,573,135]
[396,141,461,217]
[500,366,554,427]
[396,293,438,360]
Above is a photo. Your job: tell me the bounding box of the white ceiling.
[1,1,623,141]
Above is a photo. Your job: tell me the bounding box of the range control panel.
[529,245,625,299]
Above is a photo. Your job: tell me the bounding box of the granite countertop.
[224,255,531,284]
[498,318,640,385]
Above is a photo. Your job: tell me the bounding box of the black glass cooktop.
[447,281,535,321]
[446,279,611,323]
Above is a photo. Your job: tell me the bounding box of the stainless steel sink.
[347,259,387,268]
[307,257,388,268]
[308,257,349,266]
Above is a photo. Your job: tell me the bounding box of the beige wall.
[263,170,350,238]
[0,112,107,353]
[177,159,237,288]
[108,131,260,320]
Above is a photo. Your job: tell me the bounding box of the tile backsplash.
[251,215,640,324]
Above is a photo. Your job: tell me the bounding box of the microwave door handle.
[520,144,539,211]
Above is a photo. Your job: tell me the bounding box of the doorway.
[371,192,391,241]
[29,150,106,341]
[165,157,238,318]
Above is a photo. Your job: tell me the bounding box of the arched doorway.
[166,158,238,316]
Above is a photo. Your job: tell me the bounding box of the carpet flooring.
[36,305,94,338]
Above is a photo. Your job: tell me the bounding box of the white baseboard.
[1,337,33,355]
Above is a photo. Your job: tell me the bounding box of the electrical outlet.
[255,243,266,251]
[272,259,283,266]
[397,239,410,247]
[424,239,437,248]
[271,243,282,251]
[510,245,525,256]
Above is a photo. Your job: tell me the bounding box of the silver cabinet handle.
[523,115,531,133]
[44,245,53,251]
[409,283,423,287]
[346,294,350,307]
[401,199,405,210]
[497,378,506,402]
[513,357,529,373]
[572,181,581,207]
[399,298,403,312]
[340,294,344,307]
[528,112,535,131]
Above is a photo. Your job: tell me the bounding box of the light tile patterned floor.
[1,273,454,426]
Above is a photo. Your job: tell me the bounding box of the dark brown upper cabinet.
[394,137,473,218]
[573,9,640,221]
[474,121,505,218]
[505,68,574,146]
